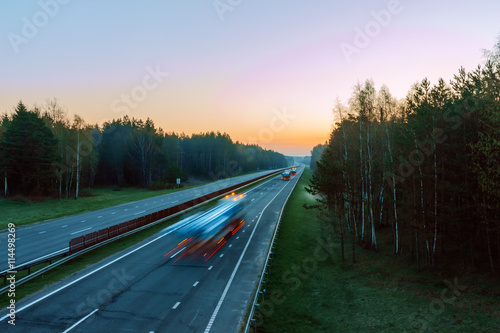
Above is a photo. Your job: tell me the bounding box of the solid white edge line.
[0,224,182,322]
[204,178,291,333]
[0,169,283,321]
[62,308,98,333]
[0,247,69,274]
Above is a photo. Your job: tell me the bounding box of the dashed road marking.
[208,266,213,270]
[39,231,46,234]
[173,302,181,309]
[63,308,98,333]
[71,227,92,235]
[193,281,199,287]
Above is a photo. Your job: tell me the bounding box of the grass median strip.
[259,168,499,332]
[0,169,269,230]
[0,186,201,230]
[0,172,281,309]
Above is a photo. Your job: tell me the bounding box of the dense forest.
[309,42,500,274]
[0,101,287,198]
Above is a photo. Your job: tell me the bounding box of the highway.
[0,167,302,332]
[0,169,283,273]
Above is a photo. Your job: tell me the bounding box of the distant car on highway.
[281,171,291,181]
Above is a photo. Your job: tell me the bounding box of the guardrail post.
[250,318,257,333]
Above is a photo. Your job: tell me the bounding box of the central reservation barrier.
[69,170,282,254]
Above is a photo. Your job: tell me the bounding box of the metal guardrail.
[0,169,284,295]
[244,169,302,333]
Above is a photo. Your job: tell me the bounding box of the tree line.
[308,42,500,274]
[0,100,287,198]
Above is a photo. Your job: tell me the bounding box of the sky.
[0,0,499,156]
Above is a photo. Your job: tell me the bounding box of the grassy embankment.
[259,168,499,332]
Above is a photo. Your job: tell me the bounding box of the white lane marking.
[260,192,263,195]
[170,247,186,258]
[193,281,199,287]
[228,244,232,248]
[134,210,146,216]
[173,302,181,309]
[97,216,102,219]
[62,225,68,228]
[171,200,179,203]
[63,308,98,333]
[219,254,224,258]
[236,237,239,240]
[208,266,213,270]
[81,220,86,223]
[251,198,255,202]
[0,248,69,275]
[135,205,139,208]
[124,209,128,211]
[111,212,116,215]
[39,231,46,234]
[0,221,185,322]
[144,203,148,206]
[204,176,291,333]
[71,227,92,235]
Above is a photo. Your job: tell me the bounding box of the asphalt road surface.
[0,169,283,273]
[0,167,303,332]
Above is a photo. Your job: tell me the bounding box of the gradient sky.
[1,0,499,156]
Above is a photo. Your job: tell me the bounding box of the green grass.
[0,186,203,230]
[0,171,281,308]
[259,168,500,332]
[0,169,278,230]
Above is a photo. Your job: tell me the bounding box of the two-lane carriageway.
[0,167,303,332]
